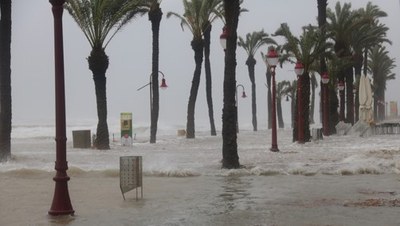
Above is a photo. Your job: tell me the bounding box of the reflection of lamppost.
[321,72,330,136]
[338,80,345,121]
[266,47,279,152]
[48,0,74,216]
[220,26,228,51]
[295,61,305,143]
[137,71,167,142]
[235,84,247,133]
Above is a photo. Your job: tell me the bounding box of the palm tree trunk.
[246,57,257,131]
[310,74,316,124]
[149,7,162,143]
[266,69,272,129]
[222,0,240,169]
[186,39,204,139]
[353,53,363,122]
[277,97,284,128]
[88,47,110,150]
[302,73,311,142]
[0,0,12,161]
[203,23,217,136]
[346,66,354,124]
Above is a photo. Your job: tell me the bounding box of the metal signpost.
[120,156,143,200]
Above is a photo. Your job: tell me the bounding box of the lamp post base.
[270,146,280,152]
[48,174,74,216]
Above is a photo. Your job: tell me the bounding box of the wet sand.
[1,171,400,226]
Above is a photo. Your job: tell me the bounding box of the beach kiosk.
[121,112,133,146]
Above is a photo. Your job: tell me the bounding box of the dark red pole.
[48,0,74,216]
[323,83,330,136]
[270,66,279,152]
[297,75,304,143]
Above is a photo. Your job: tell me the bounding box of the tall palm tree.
[368,46,395,121]
[167,0,204,139]
[221,0,240,169]
[143,0,163,143]
[238,30,275,131]
[0,0,12,161]
[274,23,331,142]
[201,0,222,136]
[65,0,144,149]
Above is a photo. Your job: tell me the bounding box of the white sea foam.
[2,122,400,178]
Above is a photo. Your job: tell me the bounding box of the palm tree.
[284,80,297,129]
[65,0,144,149]
[327,2,361,124]
[0,0,12,161]
[274,23,331,142]
[221,0,240,169]
[353,3,390,121]
[167,0,205,139]
[309,72,318,124]
[201,0,222,136]
[238,30,275,131]
[276,80,290,128]
[143,0,163,143]
[368,46,395,121]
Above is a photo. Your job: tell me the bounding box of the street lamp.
[137,71,167,143]
[294,61,305,143]
[321,72,330,136]
[220,26,228,50]
[266,47,279,152]
[48,0,74,216]
[338,80,345,121]
[235,84,247,133]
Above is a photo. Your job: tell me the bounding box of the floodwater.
[1,172,400,226]
[1,124,400,225]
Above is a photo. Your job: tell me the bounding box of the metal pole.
[235,86,239,133]
[270,67,279,152]
[48,0,74,216]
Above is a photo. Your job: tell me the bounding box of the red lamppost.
[266,47,279,152]
[220,26,228,51]
[235,84,247,133]
[321,72,330,136]
[338,80,345,121]
[48,0,74,216]
[294,61,305,143]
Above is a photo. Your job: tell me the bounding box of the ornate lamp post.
[266,47,279,152]
[294,61,305,143]
[235,84,247,133]
[338,80,345,121]
[321,72,330,136]
[48,0,74,216]
[137,71,167,143]
[219,26,228,51]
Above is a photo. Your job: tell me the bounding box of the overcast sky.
[10,0,400,130]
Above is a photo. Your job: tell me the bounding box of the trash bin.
[72,130,91,148]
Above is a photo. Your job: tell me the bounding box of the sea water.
[1,121,400,225]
